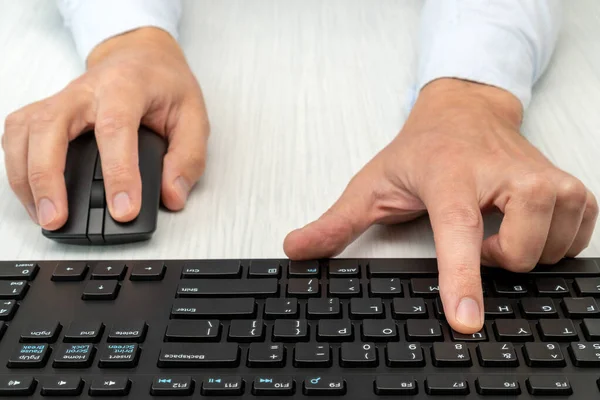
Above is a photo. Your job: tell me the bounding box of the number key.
[431,342,471,367]
[569,342,600,367]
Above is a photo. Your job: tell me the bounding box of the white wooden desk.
[0,0,599,261]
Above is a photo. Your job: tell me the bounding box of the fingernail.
[174,176,191,202]
[112,192,131,218]
[456,297,482,329]
[26,204,38,224]
[38,198,56,226]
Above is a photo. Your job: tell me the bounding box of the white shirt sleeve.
[415,0,562,110]
[55,0,182,61]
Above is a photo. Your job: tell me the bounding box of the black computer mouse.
[42,126,167,245]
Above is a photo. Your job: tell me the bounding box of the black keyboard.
[1,258,600,398]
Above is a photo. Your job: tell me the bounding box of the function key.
[493,281,528,297]
[535,278,569,296]
[328,260,360,277]
[368,259,438,277]
[0,262,38,280]
[130,262,166,281]
[0,300,18,321]
[0,281,28,300]
[374,376,417,395]
[91,262,127,280]
[52,344,96,368]
[41,377,84,396]
[248,260,281,278]
[575,277,600,296]
[303,376,346,396]
[0,376,36,396]
[425,376,469,395]
[98,344,140,368]
[476,376,520,395]
[108,320,148,343]
[252,376,295,396]
[289,260,320,277]
[202,376,244,396]
[182,260,241,278]
[8,344,50,368]
[527,376,572,396]
[410,278,439,297]
[82,281,120,300]
[63,321,105,343]
[52,263,88,281]
[89,377,131,396]
[20,320,61,343]
[151,376,194,396]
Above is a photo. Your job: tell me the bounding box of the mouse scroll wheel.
[90,181,105,209]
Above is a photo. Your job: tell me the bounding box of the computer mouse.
[42,126,167,245]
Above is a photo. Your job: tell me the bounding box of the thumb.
[284,173,377,260]
[424,185,484,334]
[160,103,210,210]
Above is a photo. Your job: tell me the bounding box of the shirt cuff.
[56,0,182,61]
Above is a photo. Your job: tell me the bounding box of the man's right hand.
[2,27,209,230]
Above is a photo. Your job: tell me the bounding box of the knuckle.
[539,254,564,266]
[102,161,137,183]
[437,204,482,230]
[7,173,29,193]
[4,111,28,131]
[28,168,54,188]
[95,112,132,137]
[501,255,537,273]
[512,173,556,212]
[584,192,599,221]
[556,176,588,210]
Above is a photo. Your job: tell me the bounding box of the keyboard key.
[317,319,353,342]
[520,297,558,319]
[52,344,95,368]
[303,376,346,396]
[530,258,600,275]
[82,281,120,300]
[434,298,445,318]
[98,344,140,368]
[289,260,319,277]
[392,298,428,319]
[8,344,50,368]
[273,320,309,342]
[538,319,578,341]
[129,262,166,280]
[431,342,472,367]
[425,376,469,395]
[451,327,487,342]
[385,342,424,367]
[63,321,105,343]
[228,320,265,342]
[0,300,17,321]
[340,342,377,367]
[51,263,88,281]
[252,376,295,396]
[181,260,241,278]
[91,262,127,280]
[328,260,360,277]
[107,320,148,343]
[476,376,520,395]
[265,298,298,319]
[307,298,341,319]
[493,281,528,297]
[0,262,38,280]
[287,278,320,297]
[494,319,533,341]
[158,343,240,367]
[535,278,569,296]
[329,278,361,297]
[526,376,572,396]
[202,376,243,396]
[362,319,398,341]
[569,342,600,367]
[410,278,439,297]
[247,343,285,367]
[483,298,514,318]
[0,280,28,299]
[369,278,402,297]
[41,377,84,396]
[562,297,600,318]
[248,260,281,278]
[89,377,131,396]
[583,318,600,340]
[0,376,36,396]
[477,342,519,367]
[350,298,384,319]
[405,319,443,341]
[523,342,565,367]
[374,376,418,395]
[150,376,194,396]
[20,320,61,343]
[575,277,600,296]
[165,320,220,342]
[171,298,256,319]
[177,279,278,298]
[294,343,331,367]
[368,258,438,277]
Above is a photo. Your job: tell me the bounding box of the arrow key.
[41,377,83,396]
[52,263,88,281]
[0,300,18,321]
[89,377,131,396]
[82,281,120,300]
[130,263,166,281]
[91,262,127,280]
